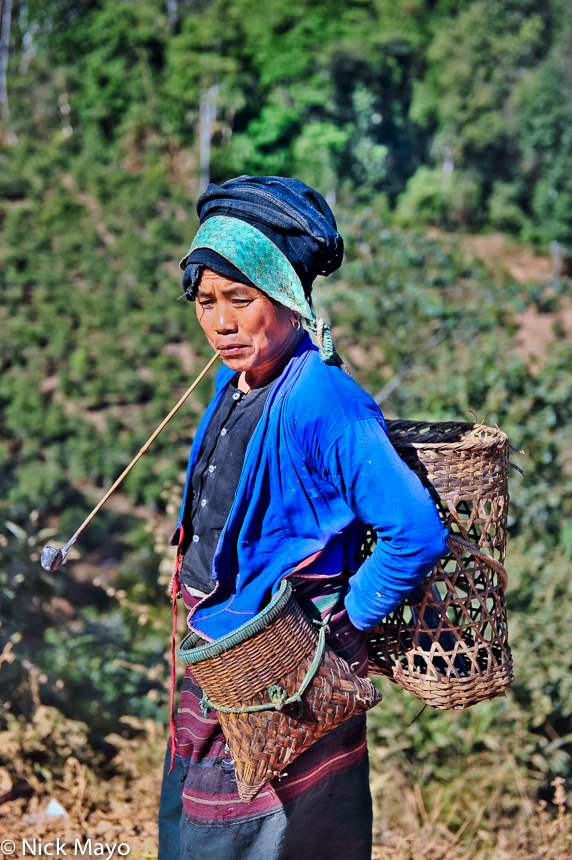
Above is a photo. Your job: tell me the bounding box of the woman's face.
[195,268,303,385]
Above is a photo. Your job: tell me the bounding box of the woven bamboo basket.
[177,580,381,802]
[366,421,514,710]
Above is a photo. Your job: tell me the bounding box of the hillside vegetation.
[1,1,572,856]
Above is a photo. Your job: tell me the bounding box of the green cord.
[199,615,330,718]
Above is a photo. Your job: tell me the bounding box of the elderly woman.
[158,176,447,860]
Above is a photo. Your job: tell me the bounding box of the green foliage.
[6,0,572,238]
[394,166,481,229]
[0,508,171,737]
[515,50,572,245]
[488,181,528,234]
[411,1,548,152]
[407,0,572,239]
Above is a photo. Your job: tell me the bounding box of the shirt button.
[209,465,215,473]
[232,392,240,401]
[192,534,200,543]
[220,428,227,436]
[201,499,207,507]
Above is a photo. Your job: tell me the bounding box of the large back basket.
[366,421,514,710]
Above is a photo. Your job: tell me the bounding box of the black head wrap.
[181,175,343,300]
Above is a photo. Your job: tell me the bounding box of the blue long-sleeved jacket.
[171,335,448,641]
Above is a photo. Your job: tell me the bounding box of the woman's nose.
[214,306,238,334]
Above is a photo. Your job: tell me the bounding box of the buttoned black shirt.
[179,374,273,594]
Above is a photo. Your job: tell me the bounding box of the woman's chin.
[219,352,254,370]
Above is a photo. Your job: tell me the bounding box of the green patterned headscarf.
[179,216,339,365]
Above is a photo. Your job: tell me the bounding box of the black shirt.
[179,374,273,594]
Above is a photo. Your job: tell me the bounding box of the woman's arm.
[321,417,448,630]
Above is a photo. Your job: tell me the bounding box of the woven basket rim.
[386,420,508,450]
[178,579,292,665]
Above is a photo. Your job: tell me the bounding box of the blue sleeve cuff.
[344,563,403,630]
[345,526,449,630]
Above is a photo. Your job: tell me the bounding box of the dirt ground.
[0,711,164,859]
[1,713,570,860]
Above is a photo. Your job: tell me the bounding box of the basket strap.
[198,614,330,718]
[447,535,508,590]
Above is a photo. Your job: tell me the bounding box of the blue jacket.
[171,335,448,641]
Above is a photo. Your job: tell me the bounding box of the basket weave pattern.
[366,421,514,710]
[383,421,509,560]
[189,596,317,706]
[220,644,381,801]
[181,583,381,802]
[367,536,512,708]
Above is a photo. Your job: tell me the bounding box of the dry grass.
[371,769,572,859]
[0,710,571,859]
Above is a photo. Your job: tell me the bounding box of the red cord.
[168,526,184,774]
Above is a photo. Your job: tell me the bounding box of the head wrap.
[179,175,344,364]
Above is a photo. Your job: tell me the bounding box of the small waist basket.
[177,580,381,802]
[366,421,514,710]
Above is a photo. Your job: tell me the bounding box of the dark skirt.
[159,746,372,860]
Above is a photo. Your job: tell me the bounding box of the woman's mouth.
[218,344,249,356]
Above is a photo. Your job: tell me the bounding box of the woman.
[158,176,447,860]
